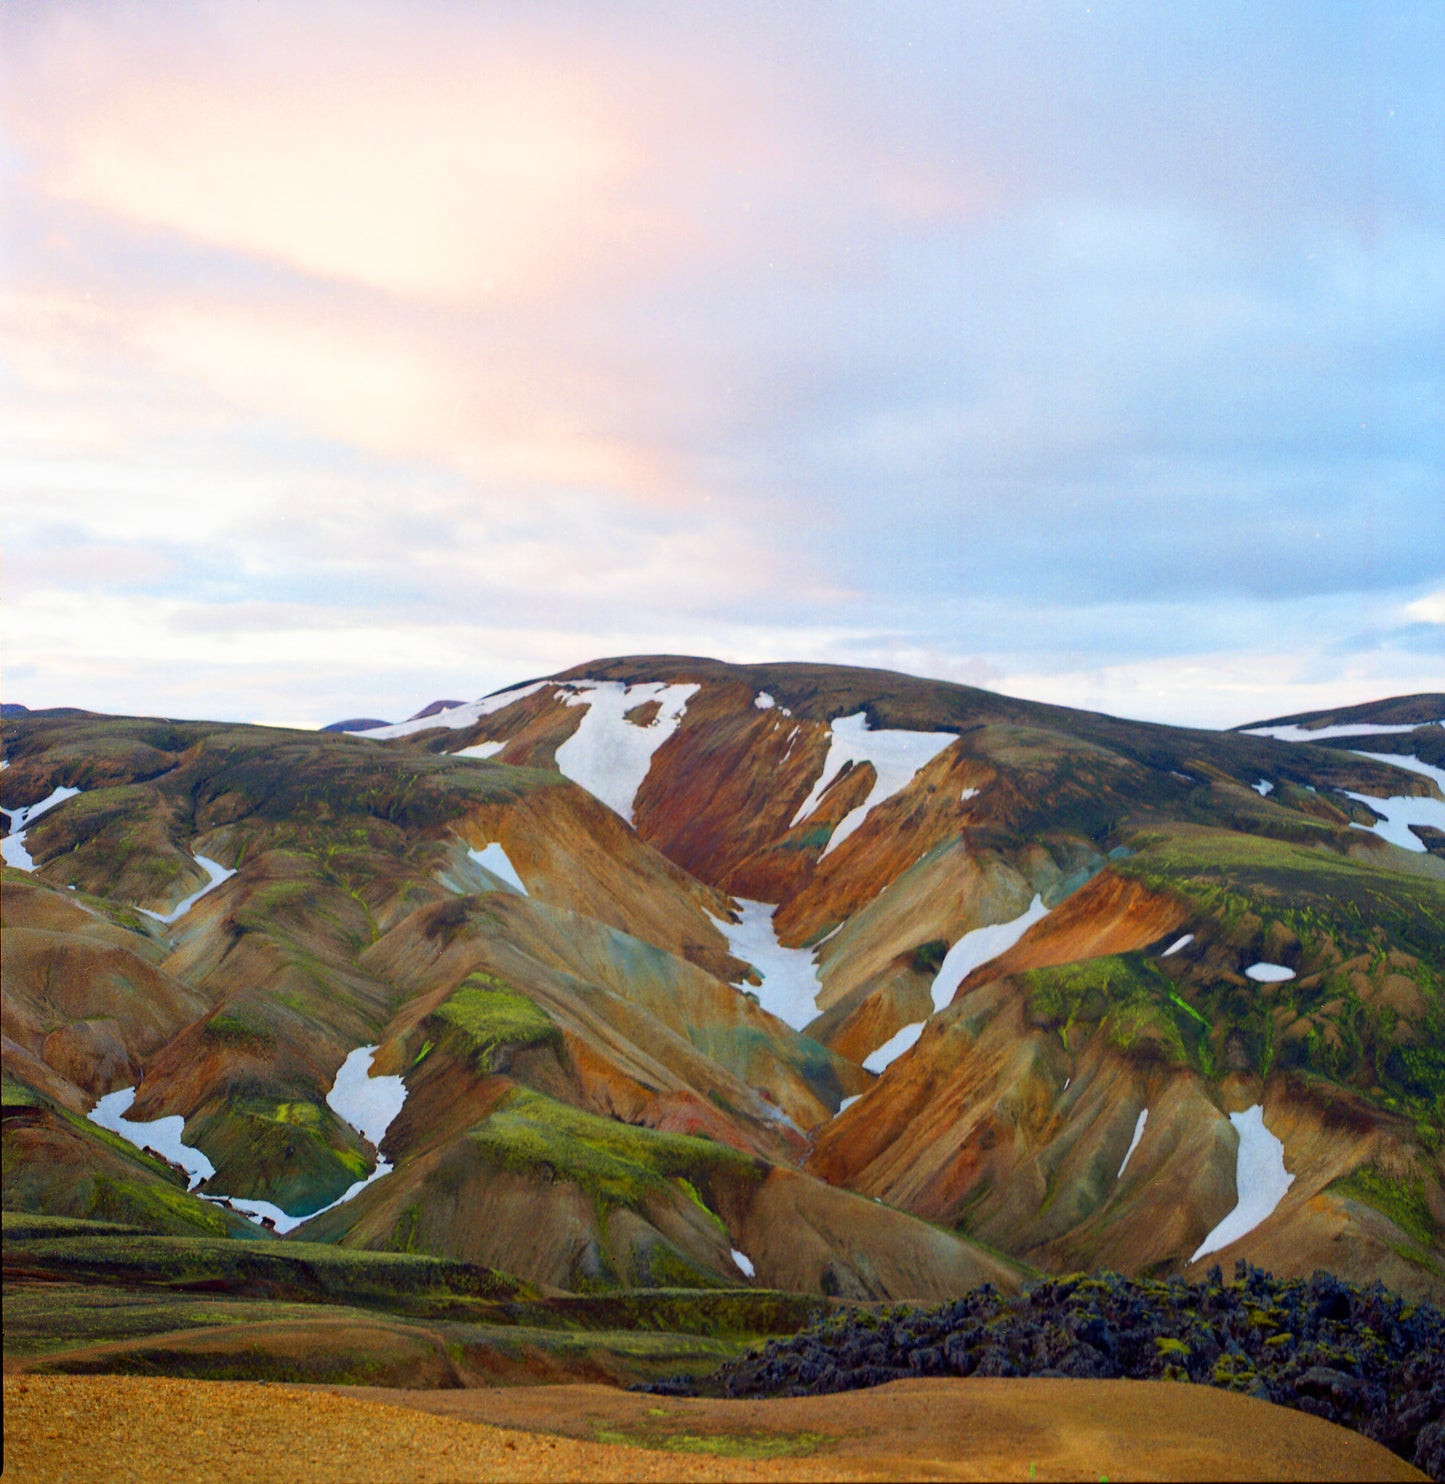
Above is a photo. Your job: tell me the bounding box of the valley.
[4,657,1443,1477]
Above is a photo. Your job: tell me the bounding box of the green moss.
[1330,1163,1441,1247]
[431,976,561,1074]
[204,1012,277,1049]
[466,1087,761,1208]
[909,939,949,976]
[590,1426,829,1460]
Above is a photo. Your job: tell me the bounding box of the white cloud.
[1404,591,1445,625]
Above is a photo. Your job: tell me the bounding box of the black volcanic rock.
[644,1264,1445,1479]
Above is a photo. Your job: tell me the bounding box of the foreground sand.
[3,1374,1425,1482]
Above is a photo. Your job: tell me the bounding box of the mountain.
[3,659,1442,1309]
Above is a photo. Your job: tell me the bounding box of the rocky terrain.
[647,1261,1445,1478]
[3,658,1443,1468]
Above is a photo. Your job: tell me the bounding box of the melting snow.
[358,682,548,740]
[708,901,823,1031]
[467,842,528,895]
[90,1044,409,1235]
[1118,1108,1148,1177]
[1245,962,1295,982]
[2,785,82,871]
[836,1095,862,1114]
[754,692,775,710]
[863,1020,925,1074]
[1350,750,1445,792]
[961,786,980,801]
[453,741,506,760]
[730,1247,756,1278]
[137,855,236,925]
[89,1087,216,1190]
[554,680,699,824]
[789,712,956,858]
[1252,780,1274,796]
[1245,721,1443,742]
[1161,934,1194,957]
[1190,1104,1294,1262]
[930,895,1049,1013]
[327,1044,408,1148]
[1340,750,1445,854]
[860,895,1052,1075]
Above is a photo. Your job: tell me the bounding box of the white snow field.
[1245,962,1296,982]
[89,1087,216,1189]
[467,842,528,895]
[1338,750,1445,853]
[1118,1108,1148,1177]
[326,1044,408,1148]
[1190,1104,1294,1262]
[789,711,956,857]
[1252,779,1274,796]
[1244,721,1442,742]
[708,900,823,1032]
[731,1248,756,1278]
[89,1044,409,1236]
[862,1020,925,1075]
[862,896,1051,1074]
[1161,934,1194,957]
[929,894,1049,1014]
[554,680,700,824]
[357,682,548,740]
[453,741,506,760]
[137,854,236,925]
[1,785,82,871]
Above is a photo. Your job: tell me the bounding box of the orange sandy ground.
[3,1373,1426,1482]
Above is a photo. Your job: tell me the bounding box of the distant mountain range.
[4,657,1442,1304]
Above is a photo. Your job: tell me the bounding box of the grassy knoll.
[465,1086,762,1209]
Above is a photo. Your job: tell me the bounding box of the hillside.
[4,661,1443,1323]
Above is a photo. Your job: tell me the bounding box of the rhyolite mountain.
[3,657,1443,1303]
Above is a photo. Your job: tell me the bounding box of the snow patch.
[91,1044,409,1235]
[836,1095,862,1115]
[1161,934,1194,957]
[1118,1108,1148,1177]
[961,786,980,801]
[1339,750,1445,854]
[731,1248,755,1278]
[137,855,236,925]
[1251,779,1274,796]
[453,741,506,760]
[1190,1105,1294,1262]
[466,842,528,895]
[789,712,956,857]
[754,692,775,710]
[327,1044,407,1148]
[708,901,822,1032]
[554,680,699,824]
[2,785,82,871]
[859,895,1052,1075]
[1245,721,1442,742]
[862,1020,924,1074]
[358,682,547,740]
[930,895,1049,1014]
[89,1087,216,1190]
[1245,962,1295,982]
[1350,750,1445,792]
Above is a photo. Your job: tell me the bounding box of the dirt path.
[4,1373,1425,1482]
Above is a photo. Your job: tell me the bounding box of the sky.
[2,0,1441,731]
